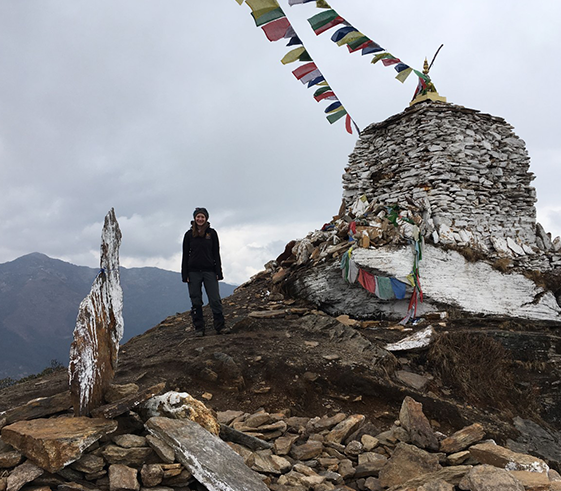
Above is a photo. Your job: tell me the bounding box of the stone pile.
[264,102,561,322]
[268,198,561,322]
[2,387,561,491]
[341,101,561,271]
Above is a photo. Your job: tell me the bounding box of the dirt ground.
[1,272,560,446]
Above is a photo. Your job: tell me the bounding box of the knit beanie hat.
[193,207,209,220]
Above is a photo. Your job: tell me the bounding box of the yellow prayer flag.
[317,81,328,86]
[326,105,345,115]
[336,31,364,47]
[395,67,413,83]
[281,47,306,65]
[234,0,243,4]
[371,52,391,64]
[316,0,331,7]
[245,0,279,11]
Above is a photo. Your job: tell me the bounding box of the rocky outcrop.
[2,387,561,491]
[68,208,124,416]
[284,243,561,322]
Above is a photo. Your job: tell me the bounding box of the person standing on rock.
[181,207,226,336]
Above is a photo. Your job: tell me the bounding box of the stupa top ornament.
[410,57,447,106]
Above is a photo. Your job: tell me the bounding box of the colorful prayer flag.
[251,7,285,27]
[345,114,353,134]
[281,47,306,64]
[326,107,347,123]
[381,57,401,66]
[307,75,325,87]
[300,68,322,84]
[362,43,384,55]
[324,101,342,113]
[372,53,394,64]
[261,17,291,41]
[413,69,431,83]
[314,90,336,102]
[313,86,331,96]
[308,10,345,35]
[288,0,315,4]
[395,65,412,83]
[292,62,317,80]
[395,67,413,83]
[234,0,244,4]
[316,0,331,8]
[347,37,371,52]
[286,35,302,46]
[331,26,357,43]
[336,30,364,47]
[245,0,279,10]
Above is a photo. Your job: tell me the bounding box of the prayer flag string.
[289,1,430,99]
[234,0,360,134]
[338,204,424,325]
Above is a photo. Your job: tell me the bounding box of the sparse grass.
[492,257,512,273]
[456,246,486,263]
[428,332,536,415]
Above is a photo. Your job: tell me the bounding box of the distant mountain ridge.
[0,253,236,379]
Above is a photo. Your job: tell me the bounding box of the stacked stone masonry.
[342,101,560,270]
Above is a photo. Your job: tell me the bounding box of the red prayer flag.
[314,90,336,101]
[348,40,374,53]
[292,62,317,80]
[382,57,401,67]
[345,114,353,134]
[261,17,291,42]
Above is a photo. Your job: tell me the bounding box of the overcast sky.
[1,1,560,285]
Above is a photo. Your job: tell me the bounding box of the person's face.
[195,213,207,227]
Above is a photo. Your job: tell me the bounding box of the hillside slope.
[2,269,560,463]
[0,253,236,379]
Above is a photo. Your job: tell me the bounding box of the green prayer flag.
[413,69,431,83]
[326,108,347,124]
[313,86,332,97]
[347,36,370,51]
[298,50,312,62]
[308,10,338,31]
[252,7,285,27]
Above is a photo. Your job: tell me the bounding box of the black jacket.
[181,223,223,282]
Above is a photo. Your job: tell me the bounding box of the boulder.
[1,417,117,473]
[440,423,485,453]
[398,396,439,451]
[469,442,549,473]
[379,442,441,488]
[145,416,269,491]
[459,464,525,491]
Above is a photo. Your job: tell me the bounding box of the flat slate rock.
[145,416,268,491]
[1,417,117,473]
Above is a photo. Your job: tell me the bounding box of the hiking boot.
[191,305,205,331]
[213,313,226,334]
[195,329,205,337]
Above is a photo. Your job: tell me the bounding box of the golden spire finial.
[423,57,430,76]
[410,48,447,106]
